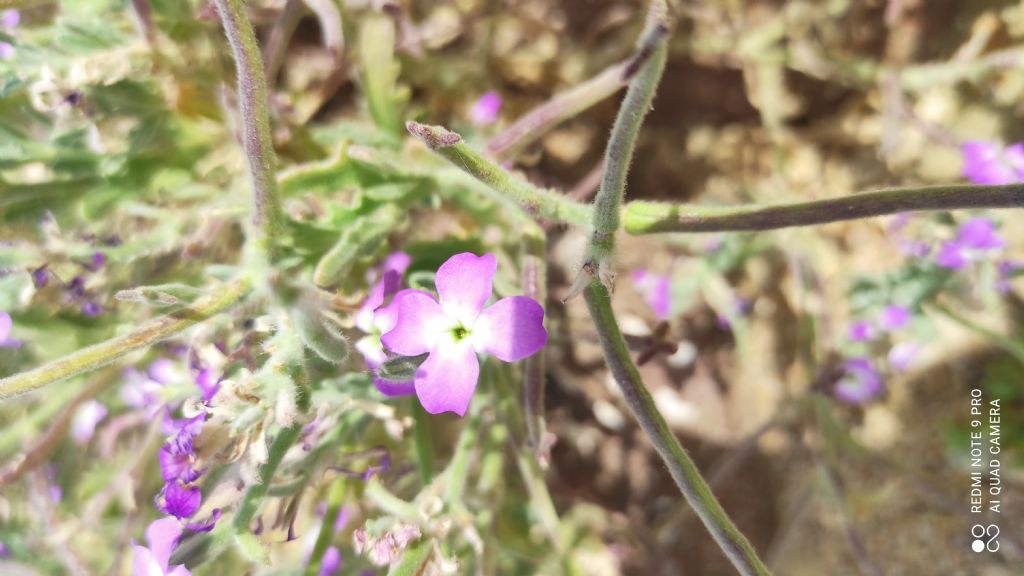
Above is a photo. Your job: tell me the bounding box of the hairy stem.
[521,233,549,464]
[624,183,1024,234]
[405,122,591,226]
[213,0,286,251]
[583,282,771,576]
[0,278,251,400]
[587,1,669,265]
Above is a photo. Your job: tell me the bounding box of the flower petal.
[435,253,496,325]
[0,312,11,341]
[414,341,479,416]
[133,544,165,576]
[145,517,183,571]
[381,290,453,356]
[373,376,415,397]
[158,482,201,519]
[471,296,547,362]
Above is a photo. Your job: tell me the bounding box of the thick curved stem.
[583,282,772,576]
[624,183,1024,234]
[0,278,251,400]
[213,0,286,251]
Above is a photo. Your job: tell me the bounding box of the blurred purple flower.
[71,400,108,445]
[32,265,49,288]
[834,357,883,405]
[194,368,219,401]
[381,253,547,416]
[888,341,920,372]
[962,141,1024,185]
[0,540,9,558]
[877,305,911,331]
[0,312,23,348]
[936,217,1004,270]
[847,321,875,342]
[132,517,191,576]
[631,269,671,320]
[997,260,1021,293]
[82,301,102,317]
[320,547,342,576]
[469,91,502,125]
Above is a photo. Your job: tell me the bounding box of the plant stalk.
[0,278,251,400]
[583,282,771,576]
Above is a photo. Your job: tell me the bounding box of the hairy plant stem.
[213,0,286,254]
[583,282,771,576]
[234,423,303,533]
[624,183,1024,233]
[521,232,549,464]
[587,2,669,269]
[0,278,251,400]
[405,122,591,226]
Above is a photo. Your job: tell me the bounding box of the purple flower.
[0,312,23,348]
[847,321,875,342]
[381,253,548,416]
[469,91,502,125]
[936,217,1004,270]
[877,305,911,331]
[157,481,202,519]
[631,269,671,320]
[132,517,191,576]
[834,358,883,405]
[32,266,49,288]
[71,400,108,445]
[194,368,219,401]
[997,260,1021,293]
[962,141,1024,185]
[82,301,102,317]
[90,251,106,270]
[354,252,415,397]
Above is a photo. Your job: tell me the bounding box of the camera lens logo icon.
[971,524,999,553]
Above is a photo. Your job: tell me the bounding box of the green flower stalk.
[213,0,286,253]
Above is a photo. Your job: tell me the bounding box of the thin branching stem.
[624,183,1024,233]
[583,282,771,576]
[213,0,286,251]
[0,278,251,400]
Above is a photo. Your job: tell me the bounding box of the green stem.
[213,0,286,251]
[521,233,549,462]
[404,122,591,227]
[233,423,303,533]
[443,412,480,504]
[305,479,347,576]
[588,1,669,265]
[931,302,1024,367]
[583,282,771,576]
[623,183,1024,234]
[0,278,251,400]
[486,59,632,160]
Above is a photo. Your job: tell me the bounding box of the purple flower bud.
[631,269,672,321]
[70,400,108,445]
[90,251,107,270]
[957,217,1004,251]
[319,546,342,576]
[469,91,502,125]
[31,266,49,288]
[0,312,23,348]
[847,321,875,342]
[935,240,966,270]
[82,301,102,317]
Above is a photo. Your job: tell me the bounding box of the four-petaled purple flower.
[132,517,192,576]
[0,312,23,348]
[935,217,1005,270]
[469,91,502,126]
[834,357,883,405]
[355,252,415,397]
[381,253,547,416]
[631,269,671,321]
[961,141,1024,185]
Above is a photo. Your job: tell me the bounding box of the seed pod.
[376,353,428,382]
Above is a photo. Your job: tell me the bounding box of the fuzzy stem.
[405,122,591,226]
[411,399,435,484]
[623,183,1024,234]
[0,278,250,400]
[487,60,632,160]
[213,0,286,252]
[587,2,669,264]
[583,282,771,576]
[521,233,549,463]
